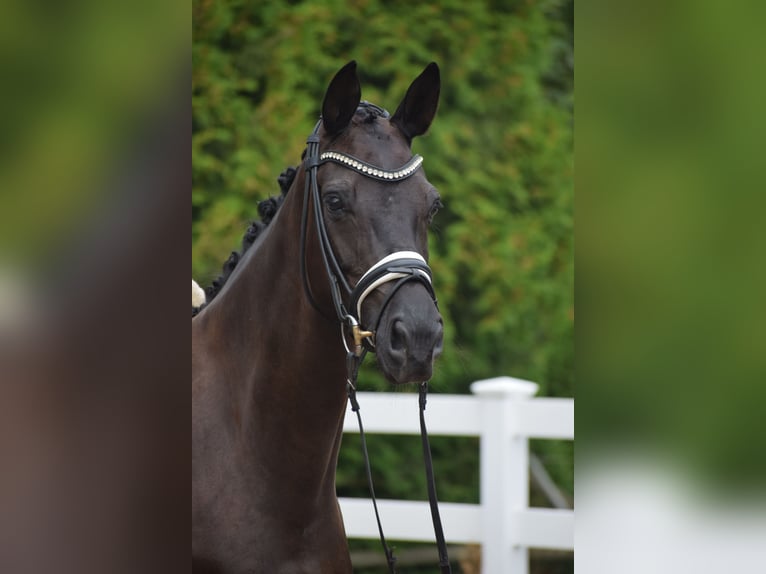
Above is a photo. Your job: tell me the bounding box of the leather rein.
[299,113,452,574]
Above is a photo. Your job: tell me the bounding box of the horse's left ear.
[391,62,440,143]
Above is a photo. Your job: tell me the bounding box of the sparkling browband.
[319,151,423,182]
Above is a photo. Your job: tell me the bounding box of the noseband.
[300,111,437,356]
[299,108,452,574]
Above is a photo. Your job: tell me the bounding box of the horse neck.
[199,169,349,496]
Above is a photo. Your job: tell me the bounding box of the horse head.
[310,61,444,384]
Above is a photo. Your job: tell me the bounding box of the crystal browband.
[319,151,423,182]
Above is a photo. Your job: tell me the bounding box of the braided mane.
[192,166,296,316]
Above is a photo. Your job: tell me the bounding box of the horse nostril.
[390,320,408,353]
[434,321,444,356]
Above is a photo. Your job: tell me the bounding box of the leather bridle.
[300,112,436,356]
[299,108,452,574]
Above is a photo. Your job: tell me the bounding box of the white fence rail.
[339,376,574,574]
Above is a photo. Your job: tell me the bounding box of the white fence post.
[340,380,573,567]
[471,377,539,574]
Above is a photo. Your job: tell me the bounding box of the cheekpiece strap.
[320,151,423,182]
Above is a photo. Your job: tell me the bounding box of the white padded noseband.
[353,251,432,331]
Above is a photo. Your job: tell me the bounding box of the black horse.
[192,61,443,573]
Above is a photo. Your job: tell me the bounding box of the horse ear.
[322,61,361,137]
[391,62,440,142]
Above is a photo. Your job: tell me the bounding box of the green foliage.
[193,0,573,559]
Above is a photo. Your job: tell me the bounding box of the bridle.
[299,105,452,574]
[300,107,436,356]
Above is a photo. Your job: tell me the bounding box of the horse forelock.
[354,102,389,124]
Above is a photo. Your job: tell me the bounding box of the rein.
[300,114,452,574]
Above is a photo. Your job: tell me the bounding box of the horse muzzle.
[373,283,444,385]
[345,251,442,384]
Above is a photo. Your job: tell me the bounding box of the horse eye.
[428,199,443,223]
[324,193,345,213]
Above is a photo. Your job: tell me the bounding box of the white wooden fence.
[339,376,574,574]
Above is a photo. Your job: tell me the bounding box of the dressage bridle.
[300,104,452,574]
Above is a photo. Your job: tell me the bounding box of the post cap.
[470,376,539,398]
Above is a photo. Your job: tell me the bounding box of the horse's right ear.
[322,61,361,137]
